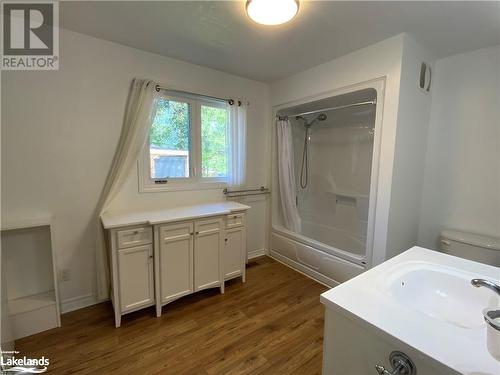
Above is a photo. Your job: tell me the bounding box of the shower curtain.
[276,119,301,233]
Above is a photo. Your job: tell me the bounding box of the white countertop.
[101,201,251,229]
[321,247,500,375]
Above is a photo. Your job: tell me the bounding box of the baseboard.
[61,293,102,314]
[248,248,267,259]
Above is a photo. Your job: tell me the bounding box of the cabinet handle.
[149,255,153,259]
[195,231,199,235]
[225,238,228,242]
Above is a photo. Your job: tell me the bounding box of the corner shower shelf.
[324,191,370,221]
[326,191,368,204]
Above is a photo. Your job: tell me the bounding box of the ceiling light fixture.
[246,0,299,26]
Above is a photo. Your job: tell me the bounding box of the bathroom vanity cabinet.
[323,308,450,375]
[102,202,249,327]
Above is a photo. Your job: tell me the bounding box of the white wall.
[1,29,270,310]
[385,36,435,258]
[271,34,405,265]
[418,45,500,249]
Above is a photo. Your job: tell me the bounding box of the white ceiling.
[60,1,500,82]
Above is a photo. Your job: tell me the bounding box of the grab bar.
[223,186,270,197]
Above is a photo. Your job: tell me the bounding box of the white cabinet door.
[159,222,194,303]
[194,218,222,291]
[118,244,154,312]
[224,227,245,280]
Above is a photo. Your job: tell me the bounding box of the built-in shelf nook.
[1,216,61,340]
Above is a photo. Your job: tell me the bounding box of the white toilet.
[440,229,500,267]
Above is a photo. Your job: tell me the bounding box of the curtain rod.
[154,84,245,106]
[277,99,376,120]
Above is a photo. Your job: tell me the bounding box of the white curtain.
[95,79,159,300]
[276,119,301,233]
[227,100,247,188]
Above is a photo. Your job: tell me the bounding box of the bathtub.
[270,224,366,286]
[301,220,366,257]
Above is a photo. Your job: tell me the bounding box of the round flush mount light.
[246,0,299,26]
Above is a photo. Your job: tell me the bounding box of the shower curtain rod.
[277,99,376,120]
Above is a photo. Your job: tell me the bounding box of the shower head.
[298,113,328,127]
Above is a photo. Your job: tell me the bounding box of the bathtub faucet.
[471,279,500,296]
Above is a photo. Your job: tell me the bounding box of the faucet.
[471,279,500,296]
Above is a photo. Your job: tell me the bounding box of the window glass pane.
[201,105,228,178]
[149,98,190,179]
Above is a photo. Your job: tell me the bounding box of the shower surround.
[293,109,375,257]
[271,84,382,285]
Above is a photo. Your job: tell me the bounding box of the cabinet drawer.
[116,226,152,249]
[226,213,245,229]
[160,222,193,242]
[195,218,221,235]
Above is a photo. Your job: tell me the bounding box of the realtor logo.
[1,1,59,70]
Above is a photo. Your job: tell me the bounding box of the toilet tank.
[440,230,500,267]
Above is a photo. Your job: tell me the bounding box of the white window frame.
[139,91,229,193]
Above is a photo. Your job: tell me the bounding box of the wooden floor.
[16,256,328,374]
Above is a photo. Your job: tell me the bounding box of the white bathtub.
[270,225,365,286]
[301,220,366,256]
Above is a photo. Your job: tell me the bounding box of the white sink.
[321,247,500,375]
[382,262,500,329]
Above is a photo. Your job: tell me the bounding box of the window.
[139,91,230,191]
[201,104,228,178]
[150,97,191,179]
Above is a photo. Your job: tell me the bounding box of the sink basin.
[382,261,500,329]
[321,247,500,374]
